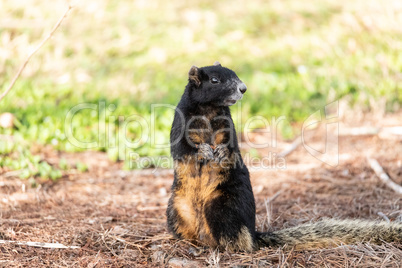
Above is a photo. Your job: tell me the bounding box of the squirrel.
[166,62,402,251]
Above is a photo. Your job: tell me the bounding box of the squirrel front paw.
[197,143,214,161]
[213,144,229,162]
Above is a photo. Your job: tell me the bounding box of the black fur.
[167,63,256,250]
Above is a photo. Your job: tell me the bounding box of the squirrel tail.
[257,219,402,250]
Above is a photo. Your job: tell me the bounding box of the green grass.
[0,0,401,178]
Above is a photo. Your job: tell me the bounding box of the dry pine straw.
[0,135,402,267]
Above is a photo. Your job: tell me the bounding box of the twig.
[277,137,302,158]
[264,190,282,231]
[367,157,402,194]
[0,240,80,249]
[0,5,72,102]
[3,170,23,178]
[339,127,380,136]
[339,126,402,138]
[377,212,390,223]
[264,197,272,230]
[381,126,402,136]
[267,190,282,203]
[137,206,165,211]
[378,126,402,140]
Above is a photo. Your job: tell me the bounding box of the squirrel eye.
[210,77,219,84]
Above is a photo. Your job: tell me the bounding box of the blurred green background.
[0,0,401,179]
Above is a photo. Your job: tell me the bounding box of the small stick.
[277,137,302,158]
[0,5,73,102]
[264,190,282,230]
[268,190,282,203]
[377,212,390,223]
[264,197,272,230]
[339,127,380,136]
[0,240,80,249]
[137,206,165,211]
[367,157,402,195]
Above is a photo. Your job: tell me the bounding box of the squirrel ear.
[213,61,221,66]
[189,65,201,87]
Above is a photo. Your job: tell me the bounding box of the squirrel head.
[187,62,247,106]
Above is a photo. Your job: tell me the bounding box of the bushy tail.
[257,219,402,250]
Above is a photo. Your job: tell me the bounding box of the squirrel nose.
[238,83,247,94]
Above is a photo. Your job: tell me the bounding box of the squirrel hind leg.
[216,226,255,252]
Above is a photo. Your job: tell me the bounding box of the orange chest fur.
[186,114,228,146]
[172,161,225,241]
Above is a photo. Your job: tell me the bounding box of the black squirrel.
[166,62,402,251]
